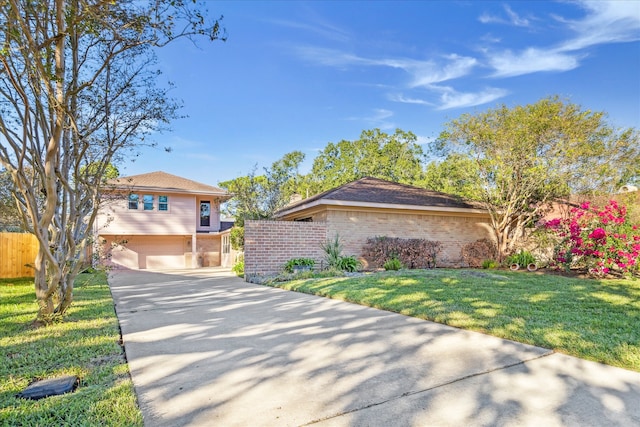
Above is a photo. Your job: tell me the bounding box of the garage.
[104,236,187,269]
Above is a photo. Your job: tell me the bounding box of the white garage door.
[108,236,185,269]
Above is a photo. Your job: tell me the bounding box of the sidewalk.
[109,268,640,426]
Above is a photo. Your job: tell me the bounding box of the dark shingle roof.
[111,171,228,196]
[276,177,484,217]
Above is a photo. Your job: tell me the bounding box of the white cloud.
[504,5,531,27]
[295,46,477,87]
[432,85,509,110]
[388,93,433,106]
[560,0,640,51]
[370,108,393,121]
[293,46,366,68]
[478,4,532,27]
[407,55,478,88]
[267,13,352,43]
[479,13,500,25]
[486,1,639,77]
[296,45,502,110]
[347,108,395,130]
[488,47,581,77]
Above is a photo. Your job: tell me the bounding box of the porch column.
[191,233,197,268]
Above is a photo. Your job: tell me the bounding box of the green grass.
[269,269,640,372]
[0,273,143,426]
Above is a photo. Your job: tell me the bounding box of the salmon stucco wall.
[96,192,224,236]
[325,208,493,267]
[244,220,327,278]
[96,193,196,235]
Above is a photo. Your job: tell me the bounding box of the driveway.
[109,268,640,426]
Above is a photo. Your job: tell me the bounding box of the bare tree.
[0,0,224,322]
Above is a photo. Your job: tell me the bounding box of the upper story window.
[128,194,139,210]
[127,194,169,212]
[143,195,154,210]
[200,201,211,227]
[158,195,168,211]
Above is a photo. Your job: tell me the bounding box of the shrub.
[383,257,403,271]
[337,255,360,272]
[505,250,536,268]
[230,226,244,251]
[283,257,315,273]
[461,238,498,268]
[232,254,244,277]
[481,259,498,269]
[321,234,343,268]
[362,236,442,269]
[319,235,361,272]
[544,200,639,277]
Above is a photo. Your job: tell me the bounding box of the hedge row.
[362,236,442,269]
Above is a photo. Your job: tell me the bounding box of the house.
[95,171,233,270]
[244,177,494,276]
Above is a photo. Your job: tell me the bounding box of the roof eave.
[109,184,230,198]
[275,199,488,218]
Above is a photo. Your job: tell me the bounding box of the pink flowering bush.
[543,200,640,277]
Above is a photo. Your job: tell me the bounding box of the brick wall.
[245,208,493,277]
[244,220,328,278]
[325,209,493,267]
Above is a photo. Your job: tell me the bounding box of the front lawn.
[269,269,640,372]
[0,273,143,426]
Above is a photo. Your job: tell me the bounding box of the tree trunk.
[34,250,54,320]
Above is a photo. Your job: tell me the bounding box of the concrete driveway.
[108,268,640,427]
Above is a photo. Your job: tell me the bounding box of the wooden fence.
[0,232,38,278]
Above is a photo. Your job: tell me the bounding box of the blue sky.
[121,1,640,186]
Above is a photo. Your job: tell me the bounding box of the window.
[200,201,211,227]
[128,194,139,210]
[143,195,154,210]
[222,235,230,254]
[159,195,168,211]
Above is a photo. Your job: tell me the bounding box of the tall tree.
[219,151,305,224]
[422,153,483,200]
[263,151,306,215]
[219,169,268,226]
[437,96,640,260]
[0,1,224,322]
[307,128,426,194]
[219,151,304,252]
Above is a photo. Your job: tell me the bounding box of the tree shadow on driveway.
[108,269,640,427]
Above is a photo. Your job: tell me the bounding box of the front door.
[200,201,211,227]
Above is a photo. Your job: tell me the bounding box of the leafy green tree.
[220,151,305,223]
[220,169,268,226]
[437,96,640,260]
[220,151,305,253]
[263,151,306,215]
[423,153,483,200]
[0,0,225,322]
[307,128,426,194]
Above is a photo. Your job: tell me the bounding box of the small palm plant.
[321,234,343,268]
